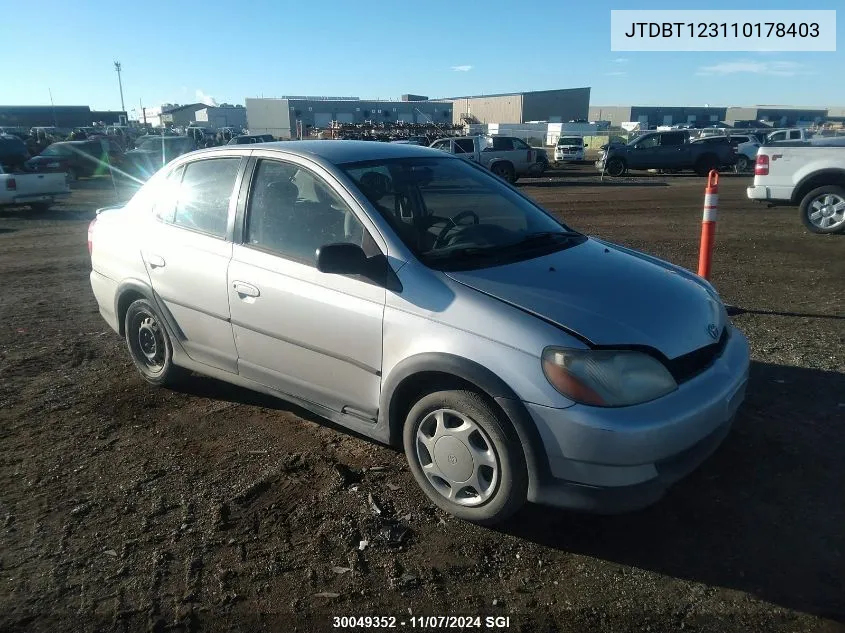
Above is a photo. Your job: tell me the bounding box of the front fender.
[379,352,553,488]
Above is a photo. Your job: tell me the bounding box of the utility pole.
[114,61,125,113]
[48,88,57,127]
[140,98,147,126]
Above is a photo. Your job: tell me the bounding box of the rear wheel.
[403,389,528,525]
[491,162,516,184]
[124,298,187,386]
[799,185,845,234]
[695,155,719,176]
[735,155,750,172]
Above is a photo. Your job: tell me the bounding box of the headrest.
[265,179,299,203]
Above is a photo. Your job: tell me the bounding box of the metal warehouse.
[589,105,833,127]
[245,96,452,139]
[450,88,591,125]
[0,105,127,128]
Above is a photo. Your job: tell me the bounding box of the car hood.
[445,238,726,360]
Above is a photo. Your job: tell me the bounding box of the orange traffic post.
[697,170,719,280]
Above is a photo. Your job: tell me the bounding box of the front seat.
[254,180,299,251]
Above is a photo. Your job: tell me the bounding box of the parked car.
[690,134,761,172]
[747,145,845,234]
[121,135,197,182]
[87,141,750,525]
[553,136,586,164]
[227,134,275,145]
[26,139,124,181]
[597,130,737,177]
[0,164,70,211]
[428,135,545,183]
[764,128,845,147]
[0,134,30,171]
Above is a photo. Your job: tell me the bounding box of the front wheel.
[800,185,845,234]
[403,389,528,525]
[605,157,626,177]
[734,155,750,172]
[124,298,187,386]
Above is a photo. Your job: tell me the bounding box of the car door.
[140,155,245,373]
[628,133,660,168]
[227,155,386,419]
[654,131,690,166]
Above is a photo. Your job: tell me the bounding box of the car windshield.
[558,137,582,146]
[340,157,582,270]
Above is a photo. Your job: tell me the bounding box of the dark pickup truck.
[596,130,737,177]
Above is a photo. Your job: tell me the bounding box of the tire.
[29,202,51,212]
[695,155,719,177]
[402,389,528,525]
[491,162,516,184]
[735,155,750,172]
[799,185,845,234]
[605,157,626,177]
[124,298,187,386]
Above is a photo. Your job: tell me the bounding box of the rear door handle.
[147,254,166,268]
[232,281,260,298]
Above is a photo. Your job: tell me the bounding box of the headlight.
[542,347,677,407]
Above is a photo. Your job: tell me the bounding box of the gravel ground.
[0,165,843,633]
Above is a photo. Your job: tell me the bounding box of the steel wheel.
[128,311,166,375]
[807,193,845,231]
[123,298,186,385]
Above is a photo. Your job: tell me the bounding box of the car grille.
[665,328,729,384]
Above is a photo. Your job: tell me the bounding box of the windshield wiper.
[424,244,500,260]
[504,231,580,249]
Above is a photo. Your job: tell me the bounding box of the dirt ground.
[1,165,843,633]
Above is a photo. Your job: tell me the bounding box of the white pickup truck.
[0,165,70,211]
[747,145,845,234]
[765,128,845,146]
[428,135,544,183]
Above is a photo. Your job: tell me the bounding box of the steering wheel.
[431,210,480,249]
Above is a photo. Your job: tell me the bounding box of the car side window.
[430,140,449,151]
[245,159,373,266]
[172,158,240,238]
[490,137,514,151]
[512,138,530,150]
[660,132,685,146]
[454,138,475,154]
[151,165,184,222]
[635,135,659,149]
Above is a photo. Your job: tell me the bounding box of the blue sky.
[1,0,842,114]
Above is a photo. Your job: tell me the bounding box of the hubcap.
[808,193,845,230]
[415,408,499,507]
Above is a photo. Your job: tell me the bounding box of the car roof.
[199,139,447,164]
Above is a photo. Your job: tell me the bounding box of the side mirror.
[316,243,369,275]
[583,144,589,148]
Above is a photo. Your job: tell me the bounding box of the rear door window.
[171,158,241,238]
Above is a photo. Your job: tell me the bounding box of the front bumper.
[525,325,750,513]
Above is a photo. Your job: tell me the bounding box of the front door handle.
[232,281,260,298]
[147,254,166,268]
